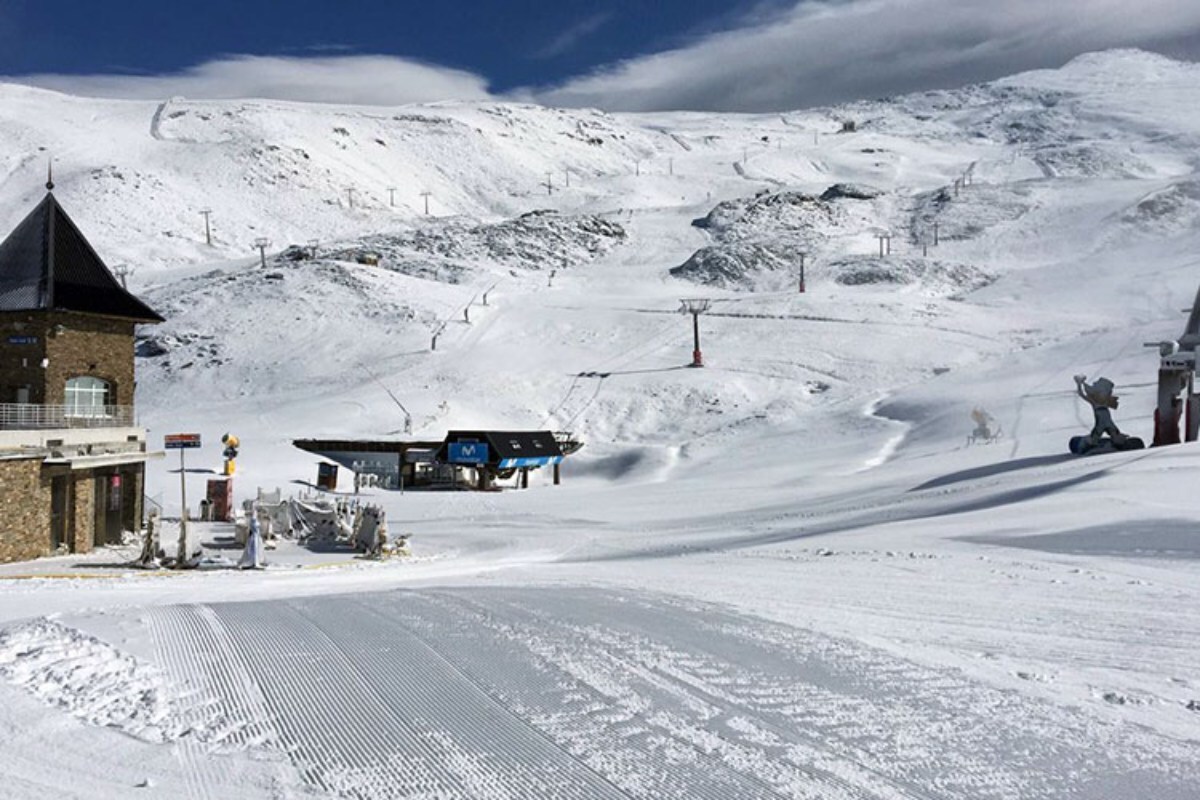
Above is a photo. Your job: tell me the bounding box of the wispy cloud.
[5,53,494,106]
[5,1,1199,112]
[533,12,613,60]
[532,0,1200,111]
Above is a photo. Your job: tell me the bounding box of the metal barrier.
[0,403,136,430]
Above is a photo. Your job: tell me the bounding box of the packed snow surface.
[2,49,1200,798]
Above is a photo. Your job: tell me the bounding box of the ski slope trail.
[147,605,296,799]
[150,598,629,799]
[136,587,1198,800]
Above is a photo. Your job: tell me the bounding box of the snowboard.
[1068,435,1145,456]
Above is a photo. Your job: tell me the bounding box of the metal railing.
[0,403,135,430]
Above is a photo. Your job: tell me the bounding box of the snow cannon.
[1144,279,1200,446]
[1069,375,1143,455]
[967,407,1001,445]
[221,432,240,476]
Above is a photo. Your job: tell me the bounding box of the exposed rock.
[323,210,626,283]
[691,191,828,238]
[134,337,171,358]
[828,255,992,296]
[280,245,312,261]
[670,242,809,289]
[820,183,883,201]
[677,187,885,291]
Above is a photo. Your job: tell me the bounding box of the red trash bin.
[206,479,233,522]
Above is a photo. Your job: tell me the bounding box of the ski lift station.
[293,430,583,492]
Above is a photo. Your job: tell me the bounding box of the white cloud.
[6,53,495,106]
[532,0,1200,111]
[534,12,613,60]
[5,1,1199,112]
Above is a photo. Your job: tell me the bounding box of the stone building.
[0,187,163,563]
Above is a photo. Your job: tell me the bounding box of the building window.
[65,376,111,417]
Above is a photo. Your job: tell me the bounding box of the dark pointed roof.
[0,193,163,323]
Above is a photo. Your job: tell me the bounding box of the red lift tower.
[680,298,711,367]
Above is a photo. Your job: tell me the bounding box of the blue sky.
[1,0,1198,111]
[0,0,787,91]
[0,0,787,90]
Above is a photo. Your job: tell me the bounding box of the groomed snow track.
[143,587,1200,800]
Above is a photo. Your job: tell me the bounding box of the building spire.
[46,158,54,192]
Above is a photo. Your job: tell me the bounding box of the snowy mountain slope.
[5,49,1190,510]
[1,48,1200,799]
[0,89,674,270]
[81,47,1194,493]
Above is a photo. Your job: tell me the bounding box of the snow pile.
[0,618,183,743]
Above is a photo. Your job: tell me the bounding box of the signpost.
[165,433,201,565]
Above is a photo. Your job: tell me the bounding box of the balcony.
[0,403,136,430]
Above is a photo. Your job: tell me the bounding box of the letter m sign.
[449,442,488,464]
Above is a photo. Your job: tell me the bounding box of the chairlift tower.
[253,237,270,268]
[874,231,891,257]
[680,298,711,367]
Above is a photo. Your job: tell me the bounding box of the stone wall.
[43,312,137,407]
[0,457,51,562]
[0,311,137,406]
[72,471,94,554]
[0,461,147,562]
